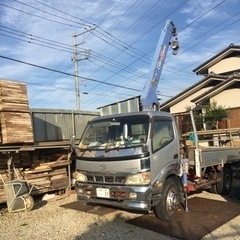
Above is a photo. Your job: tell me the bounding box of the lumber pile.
[0,79,33,144]
[0,79,72,203]
[23,152,70,195]
[0,149,71,203]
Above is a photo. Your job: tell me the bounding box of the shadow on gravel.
[33,191,71,211]
[126,197,240,240]
[60,201,116,216]
[32,199,48,210]
[61,193,240,240]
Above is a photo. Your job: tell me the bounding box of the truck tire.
[208,166,232,195]
[153,177,180,221]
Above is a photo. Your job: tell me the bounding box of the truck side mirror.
[70,135,76,152]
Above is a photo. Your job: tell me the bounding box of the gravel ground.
[1,186,240,240]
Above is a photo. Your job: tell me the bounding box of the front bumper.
[75,182,154,212]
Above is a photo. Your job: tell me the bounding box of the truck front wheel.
[153,177,180,221]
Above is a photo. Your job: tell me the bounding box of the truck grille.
[86,175,126,184]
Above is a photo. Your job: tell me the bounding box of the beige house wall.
[209,57,240,74]
[211,89,240,108]
[170,87,212,113]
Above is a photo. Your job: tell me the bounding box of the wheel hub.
[166,190,179,212]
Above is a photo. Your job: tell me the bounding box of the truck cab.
[74,111,183,220]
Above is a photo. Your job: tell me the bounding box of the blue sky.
[0,0,239,112]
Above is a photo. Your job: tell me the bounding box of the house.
[160,44,240,146]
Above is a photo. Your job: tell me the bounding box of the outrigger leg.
[181,158,189,212]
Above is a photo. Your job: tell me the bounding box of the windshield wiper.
[79,145,101,152]
[105,142,144,152]
[105,146,120,153]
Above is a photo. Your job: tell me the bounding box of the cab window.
[152,119,173,152]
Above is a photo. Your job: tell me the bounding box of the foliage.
[204,100,229,129]
[184,105,204,131]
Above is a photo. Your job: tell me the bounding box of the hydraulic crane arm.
[140,20,179,111]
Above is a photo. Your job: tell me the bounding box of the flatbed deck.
[200,146,240,167]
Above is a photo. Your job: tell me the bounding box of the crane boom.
[141,20,179,111]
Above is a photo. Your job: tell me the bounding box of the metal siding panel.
[101,107,110,116]
[54,113,71,140]
[32,113,47,142]
[99,97,140,116]
[120,101,128,113]
[44,113,58,141]
[74,114,83,139]
[31,109,99,142]
[75,113,98,139]
[112,104,118,115]
[130,98,140,112]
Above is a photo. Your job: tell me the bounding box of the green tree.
[185,105,204,131]
[204,100,229,129]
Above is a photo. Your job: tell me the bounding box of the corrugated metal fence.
[31,108,99,142]
[99,96,140,116]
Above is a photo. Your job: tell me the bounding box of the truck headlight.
[74,171,87,182]
[125,172,150,185]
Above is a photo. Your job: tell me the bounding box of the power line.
[179,0,226,32]
[1,0,238,109]
[0,25,72,49]
[80,0,189,101]
[32,0,93,26]
[0,4,68,27]
[0,24,151,78]
[21,0,152,62]
[0,54,142,92]
[0,0,190,88]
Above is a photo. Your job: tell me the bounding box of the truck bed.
[186,145,240,168]
[200,146,240,167]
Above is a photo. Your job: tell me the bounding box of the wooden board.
[0,100,30,112]
[0,79,29,112]
[0,111,34,143]
[0,145,71,203]
[0,79,34,144]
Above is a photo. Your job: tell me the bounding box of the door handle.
[173,154,178,159]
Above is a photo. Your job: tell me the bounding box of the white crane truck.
[71,20,240,221]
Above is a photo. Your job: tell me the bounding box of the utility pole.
[72,27,95,110]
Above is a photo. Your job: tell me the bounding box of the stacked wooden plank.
[0,149,71,203]
[0,79,33,144]
[0,151,32,170]
[0,79,72,203]
[23,152,70,195]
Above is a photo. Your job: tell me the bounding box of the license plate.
[96,188,110,198]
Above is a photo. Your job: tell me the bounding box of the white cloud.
[0,0,239,111]
[181,0,226,24]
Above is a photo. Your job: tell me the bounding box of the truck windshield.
[79,115,149,150]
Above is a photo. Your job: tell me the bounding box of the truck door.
[151,118,180,181]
